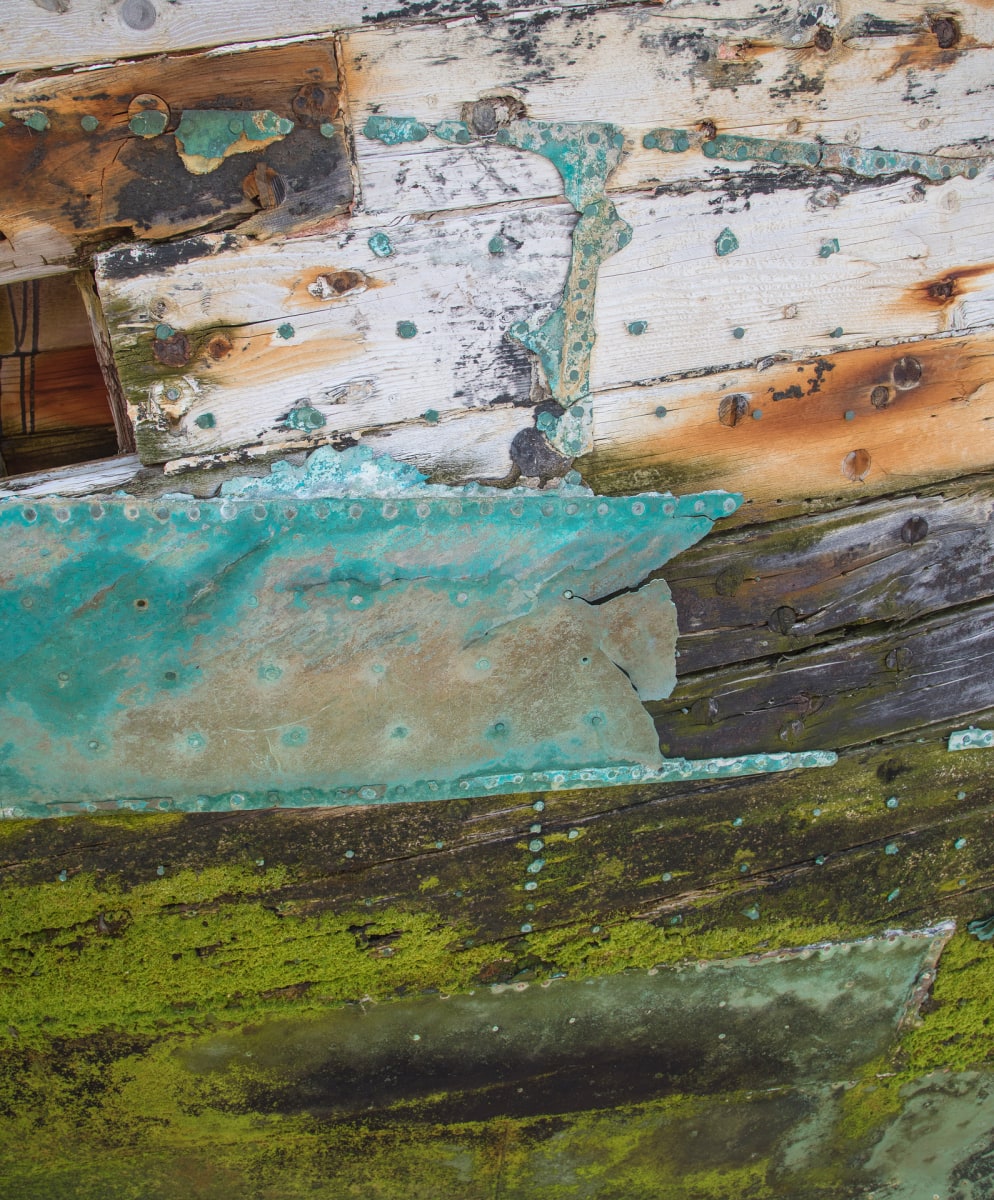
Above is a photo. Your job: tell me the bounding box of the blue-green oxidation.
[283,404,326,431]
[948,727,994,751]
[645,127,986,182]
[715,227,739,257]
[819,238,841,259]
[968,914,994,941]
[369,114,630,455]
[80,114,99,133]
[0,445,843,819]
[173,109,294,172]
[128,109,168,138]
[363,115,430,145]
[13,109,50,132]
[433,119,473,145]
[642,127,690,154]
[367,232,393,258]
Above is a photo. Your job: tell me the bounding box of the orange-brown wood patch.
[0,41,351,283]
[584,331,994,521]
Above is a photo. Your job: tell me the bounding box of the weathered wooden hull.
[2,2,994,1196]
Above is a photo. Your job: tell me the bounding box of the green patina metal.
[367,115,631,455]
[510,195,632,455]
[283,404,326,431]
[642,127,690,153]
[128,108,168,138]
[367,231,393,257]
[433,119,474,145]
[494,120,631,456]
[948,727,994,750]
[79,114,99,133]
[715,227,739,257]
[12,108,50,132]
[819,237,841,258]
[362,114,430,145]
[173,109,294,173]
[645,127,986,182]
[494,119,626,211]
[0,445,838,818]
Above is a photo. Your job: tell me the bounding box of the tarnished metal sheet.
[179,926,951,1119]
[0,448,834,816]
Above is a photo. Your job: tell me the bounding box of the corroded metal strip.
[1,752,837,819]
[643,127,986,181]
[0,447,779,814]
[361,115,631,457]
[948,727,994,751]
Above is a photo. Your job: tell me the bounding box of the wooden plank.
[97,165,994,487]
[653,595,994,759]
[584,329,994,520]
[666,478,994,675]
[0,40,351,285]
[344,8,993,216]
[4,0,994,73]
[95,206,575,465]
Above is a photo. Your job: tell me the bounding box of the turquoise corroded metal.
[362,116,632,457]
[643,128,986,182]
[0,447,835,818]
[948,727,994,751]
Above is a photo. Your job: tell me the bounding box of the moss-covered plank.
[2,715,994,1196]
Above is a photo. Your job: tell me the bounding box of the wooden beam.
[0,40,350,284]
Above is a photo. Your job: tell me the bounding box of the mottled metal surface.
[643,127,986,181]
[949,727,994,751]
[0,447,811,815]
[180,926,950,1120]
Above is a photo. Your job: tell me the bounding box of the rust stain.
[908,263,994,311]
[584,331,994,513]
[285,267,382,307]
[877,30,975,79]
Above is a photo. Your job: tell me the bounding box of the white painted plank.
[344,8,994,215]
[4,0,993,73]
[589,166,994,391]
[96,204,575,464]
[97,162,994,476]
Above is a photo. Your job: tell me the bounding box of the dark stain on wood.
[0,41,352,268]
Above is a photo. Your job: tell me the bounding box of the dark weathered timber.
[655,597,994,760]
[0,40,351,279]
[666,476,994,675]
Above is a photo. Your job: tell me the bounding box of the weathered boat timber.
[2,2,994,1196]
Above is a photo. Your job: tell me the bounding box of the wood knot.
[842,448,871,481]
[930,15,960,48]
[926,277,956,302]
[892,356,923,390]
[813,26,834,52]
[884,646,912,672]
[308,270,368,300]
[206,335,232,361]
[768,605,797,635]
[718,394,750,427]
[900,516,929,544]
[152,331,191,367]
